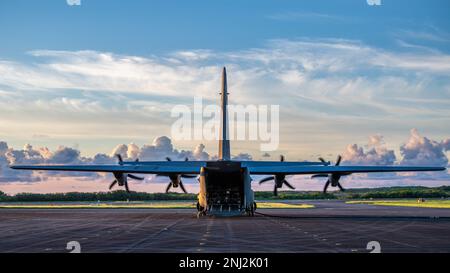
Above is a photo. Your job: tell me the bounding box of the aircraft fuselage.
[197,161,255,216]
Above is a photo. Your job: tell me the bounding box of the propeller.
[158,157,195,194]
[108,154,144,193]
[259,155,295,196]
[311,155,349,194]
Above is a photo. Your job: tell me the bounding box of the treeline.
[0,186,449,202]
[343,187,450,199]
[255,191,336,200]
[0,191,197,202]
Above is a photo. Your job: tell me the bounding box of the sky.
[0,0,449,193]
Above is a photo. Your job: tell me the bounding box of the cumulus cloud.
[0,134,262,183]
[342,135,396,165]
[193,144,209,161]
[0,136,214,182]
[110,144,128,159]
[1,130,449,189]
[340,130,449,181]
[0,141,8,154]
[232,153,253,161]
[400,128,449,166]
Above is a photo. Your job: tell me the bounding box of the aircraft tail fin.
[218,67,231,160]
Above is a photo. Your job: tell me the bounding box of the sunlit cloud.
[0,38,449,186]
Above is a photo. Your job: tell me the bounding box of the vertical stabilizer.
[219,67,231,160]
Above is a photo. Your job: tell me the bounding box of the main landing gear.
[196,202,257,217]
[196,202,206,218]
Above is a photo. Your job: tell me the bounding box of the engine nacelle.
[330,173,341,187]
[274,174,286,188]
[113,172,127,186]
[169,174,181,187]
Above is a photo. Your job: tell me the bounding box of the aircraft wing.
[248,165,446,175]
[122,160,327,167]
[241,161,328,167]
[10,163,445,176]
[10,164,202,174]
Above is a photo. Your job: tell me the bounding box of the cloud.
[0,50,220,98]
[0,141,8,154]
[0,134,262,183]
[232,153,253,161]
[1,130,448,190]
[267,12,345,22]
[0,136,213,182]
[0,38,449,158]
[1,39,449,100]
[342,135,396,166]
[400,128,449,166]
[443,138,450,152]
[193,144,209,161]
[340,130,449,181]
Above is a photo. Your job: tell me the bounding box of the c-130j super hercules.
[11,67,446,217]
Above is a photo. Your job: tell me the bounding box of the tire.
[196,202,205,212]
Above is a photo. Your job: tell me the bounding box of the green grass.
[346,199,450,209]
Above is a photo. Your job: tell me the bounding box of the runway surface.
[1,200,450,253]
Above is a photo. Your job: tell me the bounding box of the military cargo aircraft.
[11,67,446,217]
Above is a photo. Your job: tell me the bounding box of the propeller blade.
[179,181,188,194]
[318,157,327,164]
[109,180,118,190]
[165,182,172,193]
[311,174,329,179]
[259,176,275,184]
[280,155,285,162]
[115,154,123,164]
[128,174,144,180]
[124,181,130,193]
[335,155,342,166]
[323,180,331,194]
[166,157,172,161]
[273,184,278,196]
[283,180,295,190]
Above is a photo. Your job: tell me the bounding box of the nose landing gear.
[245,202,257,216]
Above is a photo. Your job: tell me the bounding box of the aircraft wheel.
[245,206,253,217]
[250,204,255,216]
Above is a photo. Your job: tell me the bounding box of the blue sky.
[0,0,449,192]
[1,0,449,57]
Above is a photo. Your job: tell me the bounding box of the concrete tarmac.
[1,200,449,253]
